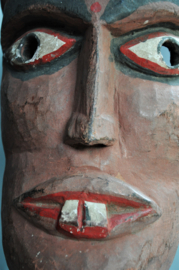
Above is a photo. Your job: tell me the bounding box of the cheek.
[1,60,78,151]
[152,101,179,161]
[115,74,179,159]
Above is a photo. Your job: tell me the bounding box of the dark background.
[0,8,179,270]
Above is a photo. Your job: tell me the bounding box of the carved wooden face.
[1,0,179,269]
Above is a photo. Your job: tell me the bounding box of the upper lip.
[13,171,162,240]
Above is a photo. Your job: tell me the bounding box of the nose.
[65,25,117,146]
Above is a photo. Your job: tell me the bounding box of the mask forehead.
[2,0,179,19]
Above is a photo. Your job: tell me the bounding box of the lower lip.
[57,208,153,239]
[21,191,155,239]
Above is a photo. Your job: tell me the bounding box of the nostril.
[71,144,107,150]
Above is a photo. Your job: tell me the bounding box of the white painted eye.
[6,28,76,66]
[120,32,179,76]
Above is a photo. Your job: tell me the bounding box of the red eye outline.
[120,32,179,76]
[15,28,76,66]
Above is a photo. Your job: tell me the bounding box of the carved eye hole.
[161,40,179,67]
[120,32,179,76]
[6,28,76,67]
[20,33,40,62]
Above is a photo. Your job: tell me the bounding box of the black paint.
[3,0,91,26]
[101,0,179,23]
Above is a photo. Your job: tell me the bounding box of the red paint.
[23,191,147,208]
[59,224,108,239]
[16,28,76,66]
[120,32,179,75]
[90,2,102,13]
[22,202,61,220]
[19,191,156,239]
[108,208,154,230]
[77,200,84,229]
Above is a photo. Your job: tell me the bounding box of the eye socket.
[161,40,179,67]
[5,28,76,68]
[19,33,40,62]
[120,32,179,76]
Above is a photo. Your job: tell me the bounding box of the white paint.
[129,35,179,69]
[84,201,107,227]
[9,31,66,65]
[144,20,149,24]
[36,252,40,257]
[59,200,78,225]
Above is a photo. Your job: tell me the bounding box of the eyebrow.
[103,2,179,37]
[101,0,179,23]
[3,0,91,25]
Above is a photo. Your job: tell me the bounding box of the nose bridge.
[66,25,117,146]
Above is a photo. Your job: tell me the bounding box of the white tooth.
[84,201,108,227]
[59,200,78,226]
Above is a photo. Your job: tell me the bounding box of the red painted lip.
[13,172,162,240]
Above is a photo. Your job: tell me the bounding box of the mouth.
[13,172,161,240]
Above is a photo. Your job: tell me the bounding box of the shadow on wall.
[0,6,179,270]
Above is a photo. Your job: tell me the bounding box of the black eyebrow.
[101,0,179,24]
[3,0,91,25]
